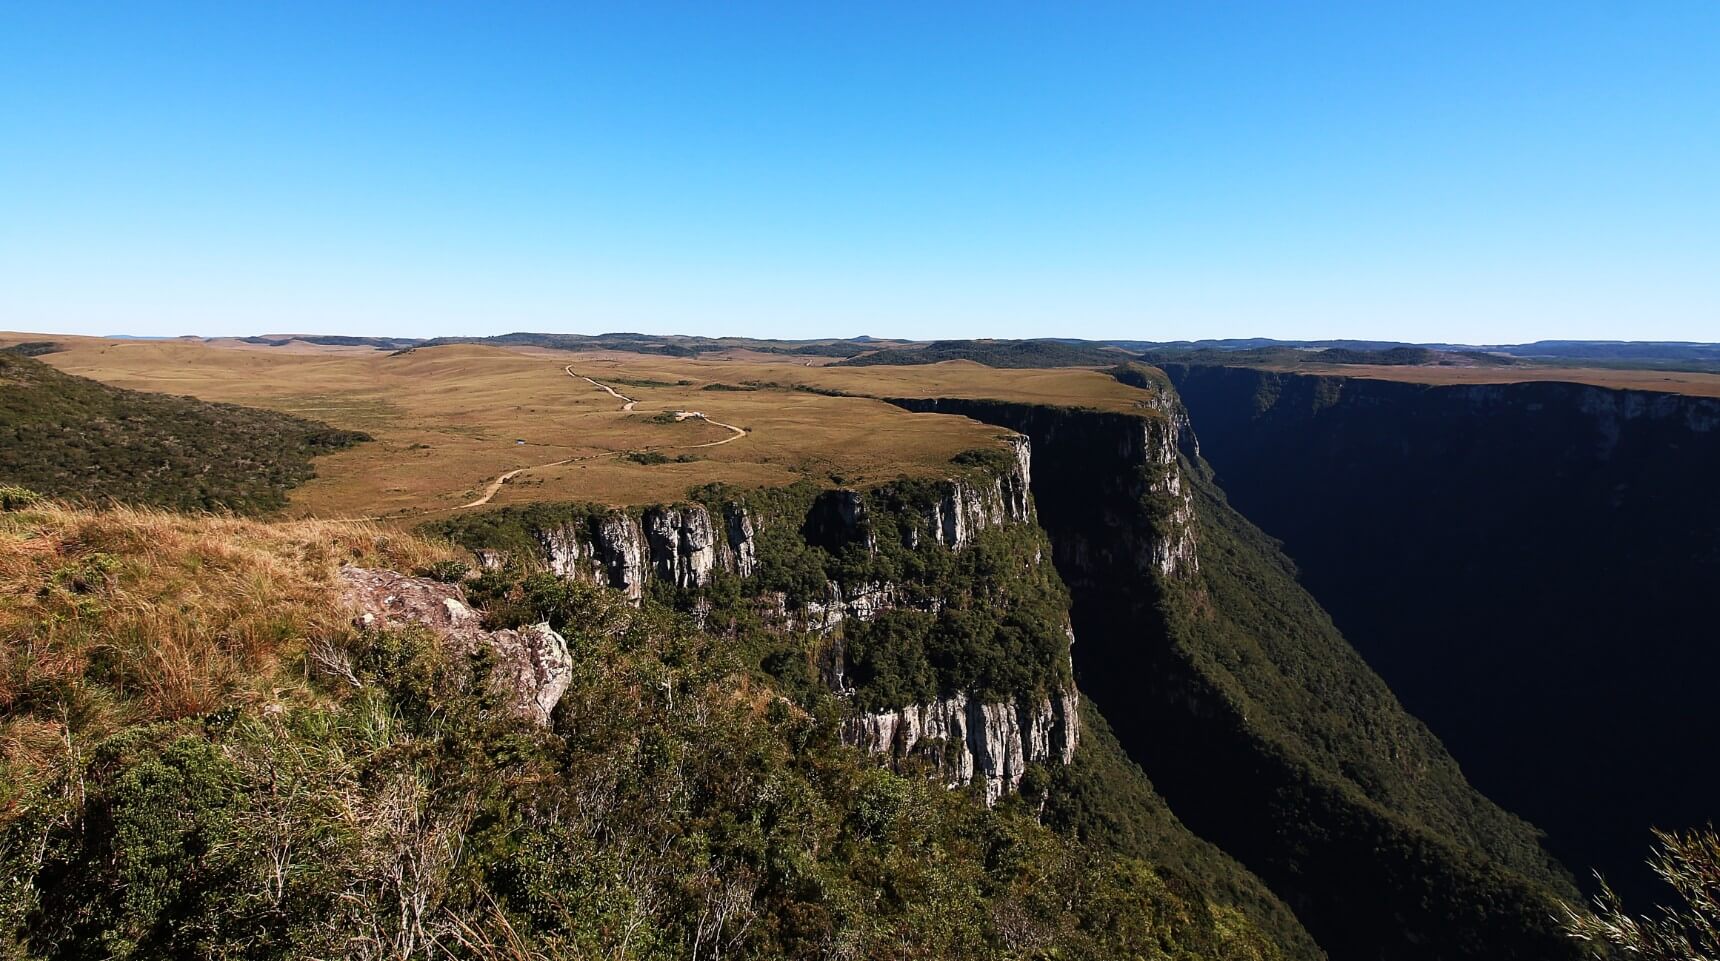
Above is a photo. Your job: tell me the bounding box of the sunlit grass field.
[11,336,1146,519]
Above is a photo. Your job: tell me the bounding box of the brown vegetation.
[0,500,454,785]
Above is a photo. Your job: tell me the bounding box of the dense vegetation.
[836,339,1128,368]
[1165,363,1720,905]
[0,501,1286,960]
[428,459,1078,714]
[1043,706,1326,961]
[0,353,367,514]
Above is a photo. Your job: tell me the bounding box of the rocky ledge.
[842,687,1081,806]
[338,566,573,726]
[536,502,758,601]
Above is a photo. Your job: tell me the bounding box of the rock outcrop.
[337,566,572,726]
[922,434,1035,549]
[774,579,908,636]
[643,505,717,589]
[721,503,758,577]
[842,688,1081,805]
[539,512,650,601]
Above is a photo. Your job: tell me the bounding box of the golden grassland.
[13,331,1716,522]
[0,501,455,781]
[5,334,1149,520]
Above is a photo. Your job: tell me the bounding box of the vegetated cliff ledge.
[1162,363,1720,907]
[428,437,1078,806]
[0,500,1301,960]
[887,393,1583,961]
[430,440,1327,959]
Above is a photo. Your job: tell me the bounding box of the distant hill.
[0,353,368,513]
[239,334,425,350]
[1118,338,1720,373]
[837,339,1129,368]
[413,331,884,358]
[1492,340,1720,371]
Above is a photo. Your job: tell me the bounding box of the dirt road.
[451,367,748,509]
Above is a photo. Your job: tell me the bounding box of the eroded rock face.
[1138,420,1199,578]
[924,433,1036,550]
[842,687,1081,806]
[537,503,759,604]
[539,512,650,601]
[759,580,906,637]
[722,504,758,578]
[644,505,717,589]
[337,566,572,726]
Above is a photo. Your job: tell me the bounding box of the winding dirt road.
[570,366,638,411]
[452,367,747,509]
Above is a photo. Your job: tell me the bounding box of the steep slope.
[0,501,1291,960]
[429,440,1327,959]
[1163,363,1720,903]
[888,393,1582,961]
[0,352,367,513]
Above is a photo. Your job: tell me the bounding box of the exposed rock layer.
[842,688,1080,805]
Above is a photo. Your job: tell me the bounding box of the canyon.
[1164,364,1720,906]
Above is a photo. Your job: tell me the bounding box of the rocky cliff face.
[843,686,1080,805]
[888,398,1200,582]
[538,502,752,601]
[528,432,1038,605]
[922,434,1035,549]
[721,503,758,577]
[1163,363,1720,906]
[644,505,718,589]
[438,432,1083,806]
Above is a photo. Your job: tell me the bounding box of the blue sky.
[2,2,1716,343]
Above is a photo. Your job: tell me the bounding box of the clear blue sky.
[2,2,1716,343]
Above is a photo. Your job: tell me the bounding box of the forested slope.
[0,353,366,513]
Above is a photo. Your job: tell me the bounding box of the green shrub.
[0,485,42,510]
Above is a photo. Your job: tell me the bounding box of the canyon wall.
[432,435,1081,806]
[1164,364,1720,904]
[889,393,1581,961]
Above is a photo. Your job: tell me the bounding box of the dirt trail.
[447,366,748,510]
[570,366,637,410]
[668,411,749,447]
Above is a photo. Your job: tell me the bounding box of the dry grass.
[13,336,1120,517]
[0,501,456,779]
